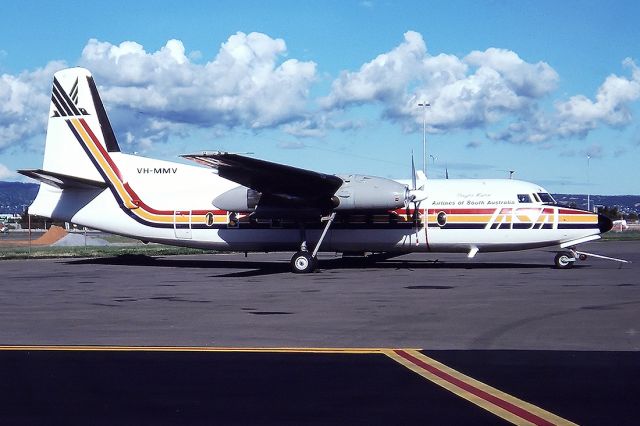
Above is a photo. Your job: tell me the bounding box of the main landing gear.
[291,251,316,273]
[290,212,337,274]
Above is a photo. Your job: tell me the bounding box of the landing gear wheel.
[579,253,588,261]
[291,251,316,273]
[554,252,575,269]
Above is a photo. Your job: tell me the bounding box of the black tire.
[291,251,316,273]
[554,252,575,269]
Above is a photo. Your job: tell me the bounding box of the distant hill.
[553,194,640,215]
[1,181,638,215]
[0,182,38,214]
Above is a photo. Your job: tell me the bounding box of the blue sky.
[1,0,639,194]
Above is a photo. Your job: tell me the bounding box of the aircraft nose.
[598,214,613,233]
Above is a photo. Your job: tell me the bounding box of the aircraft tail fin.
[19,68,124,218]
[37,67,121,183]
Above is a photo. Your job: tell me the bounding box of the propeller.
[405,152,428,245]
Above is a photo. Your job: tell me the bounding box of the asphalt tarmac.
[1,240,639,424]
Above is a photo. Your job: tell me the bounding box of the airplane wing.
[181,152,343,199]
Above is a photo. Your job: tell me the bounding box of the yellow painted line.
[384,349,576,426]
[0,345,575,425]
[0,345,388,354]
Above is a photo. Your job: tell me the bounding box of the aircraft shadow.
[66,254,570,277]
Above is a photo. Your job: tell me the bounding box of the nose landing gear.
[554,248,629,269]
[554,251,576,269]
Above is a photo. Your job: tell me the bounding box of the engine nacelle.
[213,175,408,215]
[212,186,261,212]
[332,175,406,211]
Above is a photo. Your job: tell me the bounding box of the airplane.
[18,67,623,273]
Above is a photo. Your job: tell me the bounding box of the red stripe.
[558,208,591,215]
[79,119,229,218]
[79,119,123,181]
[428,208,496,215]
[394,350,554,426]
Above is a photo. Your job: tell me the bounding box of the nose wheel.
[554,252,576,269]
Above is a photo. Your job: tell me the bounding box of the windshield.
[537,193,556,204]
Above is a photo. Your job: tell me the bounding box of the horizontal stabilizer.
[17,169,107,190]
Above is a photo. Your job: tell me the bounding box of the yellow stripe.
[560,215,597,223]
[72,119,181,224]
[384,349,576,426]
[0,345,386,354]
[447,215,493,223]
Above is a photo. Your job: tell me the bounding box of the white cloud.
[0,162,15,179]
[1,30,638,156]
[322,31,558,133]
[79,33,317,149]
[0,61,66,150]
[490,58,640,143]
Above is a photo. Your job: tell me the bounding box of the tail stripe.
[53,78,81,116]
[70,78,79,104]
[66,117,223,229]
[51,88,72,116]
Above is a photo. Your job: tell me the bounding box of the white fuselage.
[29,153,602,255]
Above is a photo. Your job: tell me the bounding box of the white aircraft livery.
[20,67,618,273]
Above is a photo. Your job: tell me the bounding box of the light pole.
[418,102,430,177]
[586,155,591,212]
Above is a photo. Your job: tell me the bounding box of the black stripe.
[70,78,79,104]
[558,224,597,229]
[52,86,72,116]
[513,223,532,229]
[50,93,66,117]
[53,78,81,116]
[65,119,179,230]
[427,223,487,230]
[86,76,120,152]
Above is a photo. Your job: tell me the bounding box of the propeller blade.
[411,152,417,190]
[408,189,428,203]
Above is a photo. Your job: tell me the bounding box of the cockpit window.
[517,194,532,203]
[532,193,541,203]
[537,193,555,204]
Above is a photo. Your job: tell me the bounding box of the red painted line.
[394,350,554,426]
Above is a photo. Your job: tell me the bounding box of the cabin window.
[537,193,556,204]
[437,211,447,227]
[517,194,532,203]
[205,212,215,227]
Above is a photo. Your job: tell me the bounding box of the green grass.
[0,244,209,260]
[601,230,640,241]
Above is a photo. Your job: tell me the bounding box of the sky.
[1,0,639,194]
